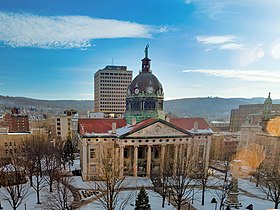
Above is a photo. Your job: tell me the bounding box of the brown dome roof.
[128,71,163,95]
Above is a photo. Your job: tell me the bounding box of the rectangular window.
[90,148,96,158]
[198,145,204,158]
[107,148,112,158]
[90,165,96,173]
[124,148,129,158]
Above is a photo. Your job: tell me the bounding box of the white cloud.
[196,35,245,51]
[185,0,192,4]
[0,12,167,49]
[219,43,245,51]
[196,35,236,45]
[190,0,280,19]
[183,69,280,83]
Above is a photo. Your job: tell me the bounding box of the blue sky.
[1,0,280,100]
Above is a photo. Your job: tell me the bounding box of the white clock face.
[146,86,154,94]
[134,88,140,94]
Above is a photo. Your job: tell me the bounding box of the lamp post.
[191,189,194,204]
[211,198,217,210]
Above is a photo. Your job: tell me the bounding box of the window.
[124,148,129,158]
[90,165,96,173]
[138,147,144,159]
[106,148,112,158]
[198,145,204,158]
[90,148,96,158]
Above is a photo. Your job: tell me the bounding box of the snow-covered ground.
[69,176,153,190]
[80,190,176,210]
[192,188,273,210]
[0,177,73,210]
[0,172,277,210]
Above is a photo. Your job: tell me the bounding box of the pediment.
[126,121,190,138]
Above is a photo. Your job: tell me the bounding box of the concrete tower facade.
[94,65,132,117]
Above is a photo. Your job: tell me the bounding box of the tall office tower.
[94,65,132,117]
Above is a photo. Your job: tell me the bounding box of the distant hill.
[1,95,279,120]
[164,97,280,120]
[0,95,93,111]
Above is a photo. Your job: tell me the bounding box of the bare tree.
[211,159,234,210]
[42,173,73,210]
[43,141,61,192]
[196,160,212,206]
[94,155,133,210]
[168,156,198,210]
[151,145,173,208]
[23,134,48,204]
[0,158,30,210]
[258,158,280,209]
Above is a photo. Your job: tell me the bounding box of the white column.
[119,146,124,178]
[82,139,88,180]
[133,145,138,177]
[173,144,179,175]
[146,145,152,177]
[160,144,166,173]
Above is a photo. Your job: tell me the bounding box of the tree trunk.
[202,184,205,205]
[256,173,259,187]
[177,203,181,210]
[162,194,166,207]
[36,177,41,204]
[49,179,53,192]
[275,202,279,209]
[29,175,33,187]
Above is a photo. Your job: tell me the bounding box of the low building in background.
[211,121,230,132]
[3,108,29,133]
[55,109,78,141]
[210,132,240,161]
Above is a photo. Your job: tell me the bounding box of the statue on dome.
[144,44,149,58]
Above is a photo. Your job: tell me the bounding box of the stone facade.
[78,118,212,181]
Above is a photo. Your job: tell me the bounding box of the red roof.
[78,118,127,134]
[170,118,210,130]
[129,118,157,133]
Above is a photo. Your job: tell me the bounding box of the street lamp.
[191,189,194,204]
[211,198,217,210]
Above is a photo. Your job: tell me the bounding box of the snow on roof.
[187,128,213,135]
[78,118,126,135]
[116,125,133,136]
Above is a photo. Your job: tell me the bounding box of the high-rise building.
[94,65,132,117]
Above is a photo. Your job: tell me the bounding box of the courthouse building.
[79,46,213,181]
